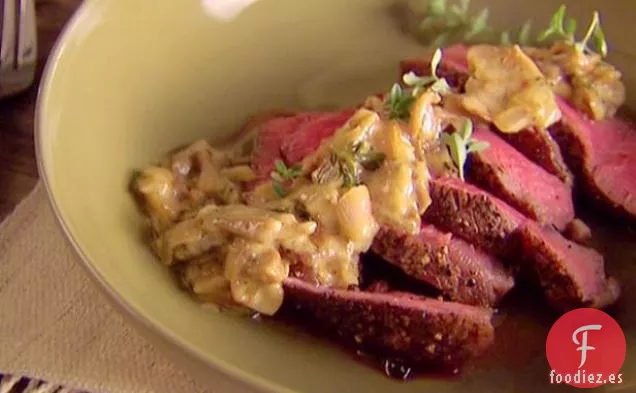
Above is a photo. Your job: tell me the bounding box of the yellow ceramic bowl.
[36,0,635,392]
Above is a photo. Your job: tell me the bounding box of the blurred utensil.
[201,0,260,21]
[0,0,36,98]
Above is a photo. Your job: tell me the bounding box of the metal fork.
[0,0,36,98]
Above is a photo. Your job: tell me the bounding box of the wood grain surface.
[0,0,82,220]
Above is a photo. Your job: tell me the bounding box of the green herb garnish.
[317,151,360,187]
[518,21,533,45]
[385,48,451,120]
[272,160,302,181]
[271,160,302,198]
[537,6,607,57]
[414,0,497,46]
[311,143,385,187]
[537,5,569,42]
[500,31,511,46]
[338,155,360,187]
[414,1,608,58]
[402,48,452,96]
[464,8,489,40]
[352,142,387,171]
[386,84,417,120]
[272,182,288,198]
[414,0,528,46]
[428,0,447,17]
[335,142,386,186]
[441,118,489,180]
[580,11,607,57]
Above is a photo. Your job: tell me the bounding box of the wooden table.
[0,0,82,221]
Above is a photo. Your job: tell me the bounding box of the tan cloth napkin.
[0,182,245,393]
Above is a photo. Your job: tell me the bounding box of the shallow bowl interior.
[37,0,636,392]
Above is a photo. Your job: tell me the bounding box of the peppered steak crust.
[424,177,525,257]
[281,278,495,371]
[371,225,514,307]
[510,222,620,311]
[498,127,574,186]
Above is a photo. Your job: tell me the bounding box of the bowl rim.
[33,2,294,393]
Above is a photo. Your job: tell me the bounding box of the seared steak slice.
[401,46,572,183]
[371,225,514,307]
[511,221,620,311]
[552,98,636,221]
[424,177,525,256]
[281,278,495,371]
[468,127,575,231]
[498,127,573,185]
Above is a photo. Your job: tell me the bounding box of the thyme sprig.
[415,0,496,47]
[414,1,608,57]
[311,142,386,187]
[500,21,533,46]
[353,142,387,171]
[385,48,450,120]
[386,84,417,120]
[271,160,302,197]
[537,5,607,57]
[402,48,452,95]
[441,118,489,180]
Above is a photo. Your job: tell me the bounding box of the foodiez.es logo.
[546,308,626,388]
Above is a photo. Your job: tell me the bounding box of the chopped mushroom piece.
[224,239,289,315]
[134,167,180,232]
[525,42,626,120]
[336,185,379,251]
[460,45,561,133]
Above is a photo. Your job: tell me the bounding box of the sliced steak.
[423,176,525,257]
[401,46,573,182]
[468,127,575,231]
[371,225,514,307]
[237,110,296,139]
[250,114,316,178]
[250,110,353,180]
[400,44,469,91]
[281,277,495,371]
[552,98,636,221]
[498,127,573,185]
[280,109,353,165]
[511,221,620,311]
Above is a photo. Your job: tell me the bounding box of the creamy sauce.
[459,45,562,133]
[249,108,436,289]
[524,42,626,120]
[133,89,445,315]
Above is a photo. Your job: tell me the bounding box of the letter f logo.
[572,324,602,368]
